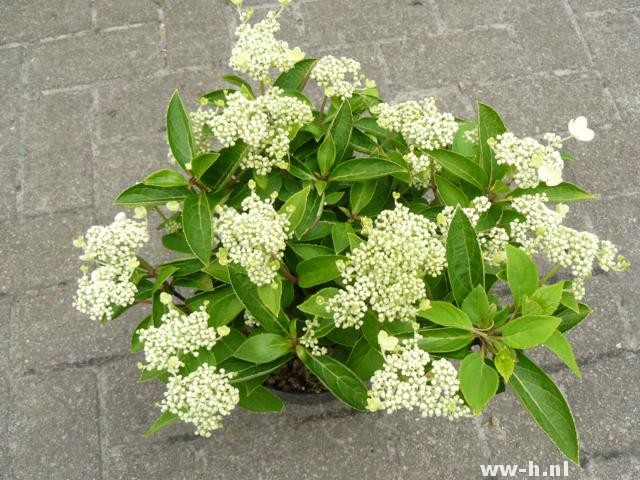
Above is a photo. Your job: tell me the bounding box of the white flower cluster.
[190,107,217,154]
[375,97,458,152]
[478,226,510,266]
[138,304,222,375]
[206,87,313,175]
[299,317,327,357]
[214,190,291,286]
[160,364,239,437]
[403,150,440,188]
[367,336,470,420]
[491,132,565,188]
[73,212,149,322]
[437,196,492,231]
[327,201,446,328]
[510,194,628,298]
[230,8,302,83]
[310,55,365,100]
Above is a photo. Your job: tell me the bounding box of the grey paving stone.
[0,47,21,148]
[95,71,212,142]
[565,121,640,195]
[94,0,159,29]
[0,209,94,294]
[581,452,640,480]
[25,24,162,89]
[463,73,618,135]
[0,0,90,45]
[390,85,475,119]
[9,369,101,480]
[0,299,10,480]
[436,0,514,30]
[510,0,591,73]
[11,285,139,371]
[608,75,640,123]
[381,27,527,89]
[299,0,438,45]
[21,90,93,216]
[579,11,640,78]
[163,0,232,69]
[568,0,640,15]
[0,144,18,222]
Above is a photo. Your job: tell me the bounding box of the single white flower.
[378,330,399,352]
[537,164,563,186]
[568,116,594,142]
[159,292,173,305]
[166,201,180,212]
[133,206,147,219]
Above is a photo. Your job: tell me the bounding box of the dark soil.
[266,358,327,394]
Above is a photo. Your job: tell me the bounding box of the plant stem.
[540,263,562,285]
[279,262,298,284]
[317,95,328,124]
[153,206,168,222]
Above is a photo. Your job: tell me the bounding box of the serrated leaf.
[501,315,560,349]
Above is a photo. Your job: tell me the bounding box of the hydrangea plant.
[73,0,628,461]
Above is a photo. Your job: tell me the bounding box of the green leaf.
[257,277,282,316]
[288,242,333,260]
[235,333,292,364]
[191,152,219,180]
[558,303,591,332]
[510,352,579,463]
[330,158,407,183]
[494,347,516,381]
[200,141,247,191]
[166,90,195,169]
[506,244,539,306]
[430,149,488,190]
[185,286,244,327]
[523,282,564,316]
[560,289,580,314]
[144,169,189,187]
[294,189,323,239]
[296,255,345,288]
[279,185,310,232]
[477,103,506,184]
[162,232,191,254]
[501,315,561,349]
[274,58,317,90]
[226,355,293,383]
[318,133,337,175]
[114,184,190,207]
[238,385,284,413]
[416,327,475,353]
[511,182,595,203]
[181,193,213,265]
[347,337,384,381]
[151,266,178,292]
[223,75,254,96]
[228,265,289,334]
[362,311,415,351]
[144,410,179,437]
[297,348,368,411]
[446,208,484,305]
[349,181,376,215]
[131,315,153,353]
[328,100,353,163]
[435,174,469,206]
[417,301,473,330]
[461,285,494,328]
[543,330,582,378]
[331,223,354,254]
[459,352,499,412]
[210,328,244,363]
[452,121,479,158]
[297,287,339,319]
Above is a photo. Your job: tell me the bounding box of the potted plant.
[72,0,628,462]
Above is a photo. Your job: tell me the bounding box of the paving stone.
[11,285,138,371]
[9,369,100,480]
[299,0,438,45]
[568,0,640,15]
[464,73,618,135]
[0,0,90,45]
[163,0,232,69]
[436,0,514,30]
[96,71,212,142]
[94,0,159,29]
[608,75,640,123]
[0,144,18,222]
[510,0,591,73]
[0,47,21,147]
[0,209,94,294]
[581,452,640,480]
[579,11,640,77]
[390,85,475,119]
[25,24,162,89]
[21,89,93,216]
[0,299,10,480]
[565,121,640,195]
[381,27,526,89]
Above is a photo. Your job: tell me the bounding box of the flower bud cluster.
[213,190,291,286]
[299,317,327,357]
[491,132,564,188]
[375,97,458,151]
[138,304,223,375]
[327,202,446,328]
[367,336,470,419]
[160,364,239,437]
[73,212,149,322]
[403,150,441,188]
[206,87,313,175]
[230,8,302,83]
[310,55,365,100]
